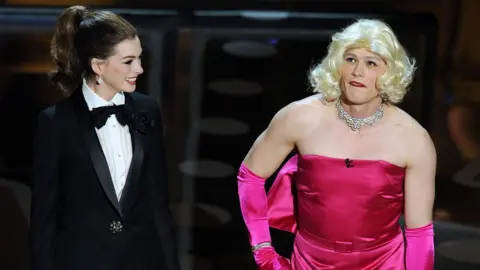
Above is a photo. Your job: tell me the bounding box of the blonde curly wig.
[309,19,416,104]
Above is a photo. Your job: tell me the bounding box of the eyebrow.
[121,51,143,60]
[344,53,382,61]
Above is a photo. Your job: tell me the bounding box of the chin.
[122,88,136,93]
[343,94,368,105]
[121,84,137,93]
[343,91,378,105]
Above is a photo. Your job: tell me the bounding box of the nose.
[135,61,144,75]
[351,63,364,77]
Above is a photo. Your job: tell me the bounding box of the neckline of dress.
[298,153,405,170]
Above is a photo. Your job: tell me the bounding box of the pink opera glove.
[253,247,292,270]
[405,223,435,270]
[237,163,272,246]
[237,163,291,269]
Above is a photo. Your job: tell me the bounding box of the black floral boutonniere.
[128,110,154,135]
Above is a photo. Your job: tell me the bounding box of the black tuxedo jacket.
[29,88,180,270]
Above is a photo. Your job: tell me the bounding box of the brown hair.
[49,5,137,93]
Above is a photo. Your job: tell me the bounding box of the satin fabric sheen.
[238,163,292,269]
[253,247,292,270]
[405,223,435,270]
[238,164,273,246]
[268,154,407,269]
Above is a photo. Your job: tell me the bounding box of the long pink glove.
[253,247,291,269]
[405,223,435,270]
[238,163,291,270]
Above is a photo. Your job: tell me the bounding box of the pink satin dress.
[267,154,406,270]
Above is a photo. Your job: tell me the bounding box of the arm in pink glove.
[237,103,302,269]
[238,163,291,270]
[403,128,436,269]
[405,223,435,270]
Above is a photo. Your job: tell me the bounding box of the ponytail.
[49,5,88,93]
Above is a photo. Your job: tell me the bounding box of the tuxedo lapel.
[119,93,145,212]
[72,90,124,219]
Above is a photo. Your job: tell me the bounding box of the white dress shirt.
[82,79,132,200]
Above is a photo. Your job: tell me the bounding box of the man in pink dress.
[237,19,436,269]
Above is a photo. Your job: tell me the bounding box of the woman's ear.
[90,58,105,76]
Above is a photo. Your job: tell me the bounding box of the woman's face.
[92,36,144,95]
[339,47,387,105]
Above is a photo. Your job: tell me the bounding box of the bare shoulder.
[391,107,436,165]
[243,94,326,174]
[269,94,326,136]
[392,107,431,141]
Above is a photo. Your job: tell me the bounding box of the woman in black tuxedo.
[29,5,180,270]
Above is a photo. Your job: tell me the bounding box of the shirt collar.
[82,78,125,111]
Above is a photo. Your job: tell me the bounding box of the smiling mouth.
[125,77,137,85]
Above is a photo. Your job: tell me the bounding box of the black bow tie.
[91,105,129,129]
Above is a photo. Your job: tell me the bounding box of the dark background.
[1,1,480,269]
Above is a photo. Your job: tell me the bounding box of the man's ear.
[90,58,105,76]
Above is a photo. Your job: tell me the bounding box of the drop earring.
[96,77,103,85]
[380,92,388,102]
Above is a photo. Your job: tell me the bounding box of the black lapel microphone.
[345,158,354,168]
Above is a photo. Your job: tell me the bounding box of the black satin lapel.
[72,90,124,219]
[120,94,145,211]
[120,129,144,210]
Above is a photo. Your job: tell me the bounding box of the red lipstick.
[349,81,366,88]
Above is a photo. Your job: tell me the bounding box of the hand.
[253,247,292,270]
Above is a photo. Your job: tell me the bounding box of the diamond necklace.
[336,99,384,131]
